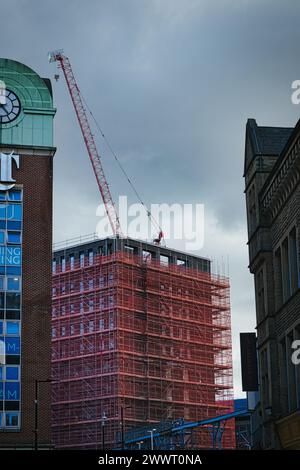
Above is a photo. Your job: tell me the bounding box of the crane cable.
[80,94,164,240]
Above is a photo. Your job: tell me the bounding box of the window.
[8,190,21,202]
[0,292,4,309]
[289,228,299,293]
[275,227,300,307]
[7,232,21,244]
[0,232,4,244]
[287,332,297,411]
[6,266,21,275]
[6,293,20,310]
[61,257,66,273]
[275,247,283,307]
[80,252,84,268]
[260,348,270,408]
[160,255,169,265]
[177,259,185,266]
[6,221,21,231]
[88,250,93,266]
[7,277,20,291]
[6,366,19,381]
[256,268,266,321]
[248,185,257,233]
[7,204,22,221]
[0,204,6,219]
[5,337,20,355]
[5,412,19,427]
[282,237,290,302]
[52,260,56,274]
[69,254,74,270]
[6,321,20,335]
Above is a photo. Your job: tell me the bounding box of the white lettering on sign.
[0,152,20,190]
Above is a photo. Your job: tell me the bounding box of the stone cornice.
[0,144,56,157]
[260,136,300,219]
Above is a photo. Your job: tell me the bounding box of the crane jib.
[50,51,122,236]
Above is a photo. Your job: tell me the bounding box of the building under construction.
[51,235,235,449]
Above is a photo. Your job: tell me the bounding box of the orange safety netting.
[51,252,235,449]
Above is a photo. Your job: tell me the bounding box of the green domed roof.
[0,58,53,109]
[0,58,56,147]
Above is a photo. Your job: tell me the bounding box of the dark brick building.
[0,59,56,447]
[244,118,300,449]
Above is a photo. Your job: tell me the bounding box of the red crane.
[48,50,122,236]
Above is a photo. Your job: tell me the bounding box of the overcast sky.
[2,0,300,397]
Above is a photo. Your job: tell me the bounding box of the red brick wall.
[0,149,54,448]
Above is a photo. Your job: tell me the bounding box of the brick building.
[0,59,56,447]
[244,118,300,449]
[51,236,235,449]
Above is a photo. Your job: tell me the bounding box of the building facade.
[0,59,56,447]
[244,118,300,449]
[52,236,235,449]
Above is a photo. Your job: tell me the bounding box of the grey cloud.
[2,0,300,396]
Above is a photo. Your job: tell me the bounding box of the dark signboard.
[240,332,259,392]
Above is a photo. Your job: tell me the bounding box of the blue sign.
[0,189,22,429]
[0,246,21,266]
[0,337,20,355]
[5,381,20,400]
[5,337,20,355]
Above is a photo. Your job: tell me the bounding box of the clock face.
[0,89,21,124]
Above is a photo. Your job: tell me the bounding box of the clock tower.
[0,59,56,448]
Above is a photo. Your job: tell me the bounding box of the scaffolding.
[51,250,235,449]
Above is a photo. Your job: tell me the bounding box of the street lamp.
[120,405,132,449]
[149,429,156,450]
[137,441,144,450]
[34,378,53,451]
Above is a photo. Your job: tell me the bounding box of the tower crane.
[48,49,164,245]
[48,50,122,237]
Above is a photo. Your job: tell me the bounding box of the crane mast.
[48,50,122,236]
